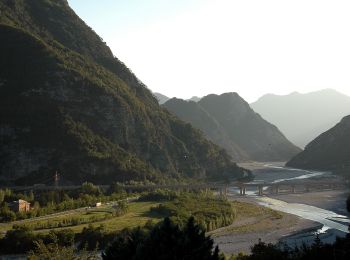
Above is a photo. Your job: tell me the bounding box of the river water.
[232,164,350,246]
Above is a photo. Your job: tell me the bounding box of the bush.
[46,229,75,247]
[77,224,107,250]
[0,225,36,254]
[28,240,99,260]
[0,208,16,222]
[149,192,235,231]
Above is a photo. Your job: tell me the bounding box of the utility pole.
[54,171,59,188]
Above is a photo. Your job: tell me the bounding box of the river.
[233,163,349,246]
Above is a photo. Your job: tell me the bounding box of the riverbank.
[267,190,350,216]
[211,195,320,255]
[213,162,349,256]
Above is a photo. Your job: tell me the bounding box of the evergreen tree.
[103,217,223,260]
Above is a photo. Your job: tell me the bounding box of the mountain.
[0,0,247,185]
[153,93,201,104]
[153,92,170,104]
[188,96,201,102]
[287,116,350,177]
[164,93,301,162]
[164,98,249,161]
[251,89,350,148]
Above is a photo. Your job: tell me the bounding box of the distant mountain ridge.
[251,89,350,147]
[188,96,201,102]
[164,98,248,161]
[153,93,201,104]
[164,93,301,162]
[287,115,350,178]
[153,92,170,104]
[0,0,247,185]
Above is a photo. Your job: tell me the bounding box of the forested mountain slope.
[0,0,247,185]
[164,98,249,161]
[287,115,350,177]
[164,93,301,162]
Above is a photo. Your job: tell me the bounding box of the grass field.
[0,201,164,235]
[0,198,286,239]
[209,200,285,237]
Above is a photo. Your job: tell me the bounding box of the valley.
[1,163,348,257]
[0,0,350,259]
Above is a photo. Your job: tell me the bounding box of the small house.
[8,199,31,212]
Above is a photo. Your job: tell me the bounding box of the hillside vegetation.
[164,93,301,162]
[0,0,247,184]
[0,190,236,255]
[287,115,350,178]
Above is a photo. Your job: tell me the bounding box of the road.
[0,196,139,235]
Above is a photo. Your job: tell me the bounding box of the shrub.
[0,208,16,222]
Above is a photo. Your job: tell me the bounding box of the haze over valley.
[0,0,349,259]
[251,89,350,148]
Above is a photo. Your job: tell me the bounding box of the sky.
[68,0,350,102]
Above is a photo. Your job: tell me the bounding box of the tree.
[0,225,35,254]
[28,240,99,260]
[240,240,290,260]
[102,227,148,260]
[78,224,106,250]
[103,217,223,260]
[181,217,220,260]
[0,189,5,203]
[81,182,101,196]
[0,207,16,222]
[46,229,75,247]
[28,191,35,202]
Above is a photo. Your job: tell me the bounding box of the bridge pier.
[218,187,227,198]
[292,185,295,193]
[239,186,246,196]
[305,185,310,192]
[271,185,279,194]
[258,185,263,196]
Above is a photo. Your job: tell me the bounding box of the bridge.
[2,180,347,197]
[234,180,347,196]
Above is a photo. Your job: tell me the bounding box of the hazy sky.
[69,0,350,102]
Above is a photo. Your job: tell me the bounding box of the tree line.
[0,182,129,222]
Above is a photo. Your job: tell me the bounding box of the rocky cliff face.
[0,1,247,185]
[164,93,301,162]
[287,115,350,176]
